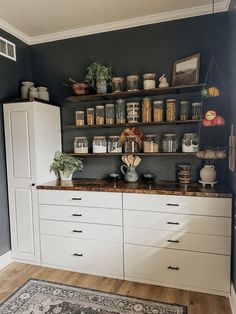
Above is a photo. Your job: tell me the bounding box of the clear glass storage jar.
[105,104,115,124]
[75,111,84,126]
[124,135,139,153]
[112,77,124,93]
[126,75,139,91]
[87,108,95,125]
[180,101,189,121]
[163,133,178,152]
[108,136,122,153]
[142,97,152,123]
[143,73,156,90]
[95,105,105,125]
[153,100,163,122]
[116,99,126,124]
[74,137,88,154]
[92,136,107,153]
[166,99,176,121]
[143,135,159,153]
[192,102,202,120]
[182,133,199,152]
[127,102,140,123]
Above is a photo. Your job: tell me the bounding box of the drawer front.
[123,193,232,217]
[124,210,231,236]
[41,235,123,277]
[40,220,122,243]
[124,244,230,293]
[39,205,122,225]
[38,190,122,209]
[124,227,231,255]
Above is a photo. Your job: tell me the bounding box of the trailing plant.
[50,151,84,175]
[85,62,112,87]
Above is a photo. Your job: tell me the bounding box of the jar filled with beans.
[166,99,176,121]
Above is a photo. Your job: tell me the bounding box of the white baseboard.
[230,283,236,314]
[0,251,12,270]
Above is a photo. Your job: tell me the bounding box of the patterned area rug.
[0,279,187,313]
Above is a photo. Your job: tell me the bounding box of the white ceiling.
[0,0,230,45]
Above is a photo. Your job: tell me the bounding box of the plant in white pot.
[85,62,112,94]
[50,151,83,181]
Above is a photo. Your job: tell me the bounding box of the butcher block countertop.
[37,179,232,198]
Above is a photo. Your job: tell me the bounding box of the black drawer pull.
[167,239,180,243]
[72,197,82,201]
[167,221,180,225]
[166,203,179,207]
[72,214,82,217]
[168,266,180,271]
[73,230,82,233]
[73,253,83,257]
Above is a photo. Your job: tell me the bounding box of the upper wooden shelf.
[67,84,204,103]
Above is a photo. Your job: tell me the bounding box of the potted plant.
[85,62,112,94]
[50,151,84,181]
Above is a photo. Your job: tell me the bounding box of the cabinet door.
[4,103,40,262]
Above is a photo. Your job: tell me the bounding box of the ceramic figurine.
[159,74,169,88]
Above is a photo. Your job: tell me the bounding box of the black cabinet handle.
[31,183,36,186]
[72,197,82,201]
[73,230,82,233]
[166,203,179,207]
[168,266,180,271]
[167,239,180,243]
[73,253,83,257]
[167,222,180,225]
[72,214,82,217]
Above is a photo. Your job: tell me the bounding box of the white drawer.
[38,190,122,209]
[39,205,122,225]
[40,220,122,243]
[123,193,232,217]
[124,244,230,293]
[41,235,123,278]
[124,210,231,236]
[124,227,231,255]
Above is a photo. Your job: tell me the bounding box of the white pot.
[96,79,107,94]
[59,171,73,181]
[200,165,216,182]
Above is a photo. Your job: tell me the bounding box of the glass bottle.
[92,136,107,153]
[166,99,176,121]
[163,134,178,152]
[87,108,95,125]
[182,133,199,152]
[75,111,84,126]
[142,97,152,123]
[180,101,189,121]
[95,105,105,125]
[192,102,202,120]
[105,104,115,125]
[126,75,139,91]
[116,99,126,124]
[153,101,163,122]
[112,77,124,93]
[124,135,139,153]
[74,137,88,154]
[108,136,122,153]
[143,135,159,153]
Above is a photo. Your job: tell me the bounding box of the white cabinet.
[4,101,61,263]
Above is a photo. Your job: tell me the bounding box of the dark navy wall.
[0,29,31,256]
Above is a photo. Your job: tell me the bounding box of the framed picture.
[172,53,200,86]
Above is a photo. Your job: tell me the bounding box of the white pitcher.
[200,164,216,182]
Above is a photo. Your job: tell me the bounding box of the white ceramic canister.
[29,87,38,101]
[37,86,49,101]
[21,81,34,99]
[200,164,217,182]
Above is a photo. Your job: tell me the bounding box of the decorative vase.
[96,79,107,94]
[59,170,73,181]
[200,164,216,182]
[37,86,49,101]
[120,165,139,183]
[21,81,34,99]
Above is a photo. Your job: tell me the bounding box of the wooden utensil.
[128,155,134,167]
[133,156,141,167]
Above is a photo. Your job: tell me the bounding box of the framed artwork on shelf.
[172,53,200,86]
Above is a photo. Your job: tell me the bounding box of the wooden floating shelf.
[67,84,205,103]
[67,119,202,129]
[69,152,197,157]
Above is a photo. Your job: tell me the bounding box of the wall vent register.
[0,36,16,61]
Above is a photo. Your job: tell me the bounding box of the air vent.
[0,36,16,61]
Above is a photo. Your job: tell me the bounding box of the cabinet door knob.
[73,230,82,233]
[73,253,83,257]
[168,266,180,271]
[31,183,36,187]
[167,239,180,243]
[72,197,82,201]
[72,214,82,217]
[166,203,179,207]
[167,221,180,225]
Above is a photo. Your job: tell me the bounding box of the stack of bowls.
[177,164,191,185]
[126,102,140,123]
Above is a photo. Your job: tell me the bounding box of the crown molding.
[0,18,30,44]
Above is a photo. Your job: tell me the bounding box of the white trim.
[0,251,12,270]
[0,18,30,45]
[230,283,236,314]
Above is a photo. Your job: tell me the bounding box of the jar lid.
[95,105,104,109]
[143,73,156,79]
[126,75,139,81]
[180,101,189,104]
[153,100,163,104]
[75,137,87,139]
[192,102,202,106]
[166,99,176,102]
[109,135,120,138]
[112,77,124,83]
[126,135,137,138]
[105,104,114,107]
[93,136,106,139]
[87,107,94,110]
[183,133,198,136]
[145,135,157,139]
[127,102,139,106]
[163,133,176,137]
[76,110,84,114]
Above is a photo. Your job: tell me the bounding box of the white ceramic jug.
[200,164,216,182]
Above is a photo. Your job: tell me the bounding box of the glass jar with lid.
[143,73,156,90]
[192,102,202,120]
[87,108,95,125]
[112,77,124,93]
[124,135,139,153]
[166,99,176,121]
[142,97,152,123]
[105,104,115,125]
[180,101,189,121]
[108,136,122,153]
[126,75,139,91]
[95,105,105,125]
[74,137,88,154]
[182,133,199,152]
[75,111,85,126]
[153,100,163,122]
[92,136,107,153]
[143,135,159,153]
[163,134,178,152]
[116,99,126,124]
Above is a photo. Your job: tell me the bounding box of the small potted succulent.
[85,62,112,94]
[50,151,84,181]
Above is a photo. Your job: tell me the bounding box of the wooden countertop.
[37,179,232,198]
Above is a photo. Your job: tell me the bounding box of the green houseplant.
[85,62,112,94]
[50,151,84,181]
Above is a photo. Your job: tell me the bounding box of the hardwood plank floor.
[0,262,232,314]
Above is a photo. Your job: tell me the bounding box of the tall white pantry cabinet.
[4,101,62,263]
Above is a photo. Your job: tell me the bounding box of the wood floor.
[0,262,232,314]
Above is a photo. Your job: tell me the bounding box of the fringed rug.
[0,279,187,313]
